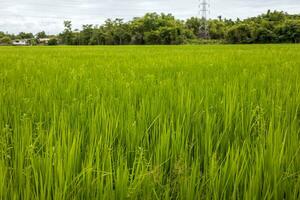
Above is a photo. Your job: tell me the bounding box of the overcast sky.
[0,0,299,34]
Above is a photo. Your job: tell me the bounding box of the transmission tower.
[198,0,210,39]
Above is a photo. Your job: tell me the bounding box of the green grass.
[0,45,300,199]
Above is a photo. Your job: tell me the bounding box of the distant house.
[12,39,28,46]
[38,38,51,45]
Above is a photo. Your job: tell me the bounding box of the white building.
[38,38,51,44]
[12,39,27,46]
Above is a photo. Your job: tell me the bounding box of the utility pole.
[199,0,210,39]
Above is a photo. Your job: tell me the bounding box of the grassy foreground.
[0,45,300,199]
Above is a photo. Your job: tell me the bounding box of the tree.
[1,10,297,45]
[60,21,74,45]
[111,19,131,45]
[36,31,47,39]
[226,24,253,43]
[81,24,94,45]
[17,32,34,39]
[144,30,161,44]
[253,27,277,43]
[276,20,300,43]
[48,38,58,45]
[27,38,37,46]
[130,13,193,45]
[209,19,226,39]
[64,21,72,31]
[0,32,5,38]
[185,17,201,36]
[0,36,12,45]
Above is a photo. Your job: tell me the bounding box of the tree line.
[1,10,300,45]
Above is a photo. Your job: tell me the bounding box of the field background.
[1,45,300,199]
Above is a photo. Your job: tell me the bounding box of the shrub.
[0,36,12,45]
[48,38,58,45]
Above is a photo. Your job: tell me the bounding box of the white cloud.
[0,0,299,34]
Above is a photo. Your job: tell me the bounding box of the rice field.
[0,45,300,199]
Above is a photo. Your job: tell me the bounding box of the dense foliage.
[1,45,300,199]
[0,10,300,45]
[58,11,300,45]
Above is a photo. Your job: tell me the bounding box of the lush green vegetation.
[1,10,300,45]
[0,45,300,199]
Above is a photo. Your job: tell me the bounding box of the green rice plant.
[0,45,300,199]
